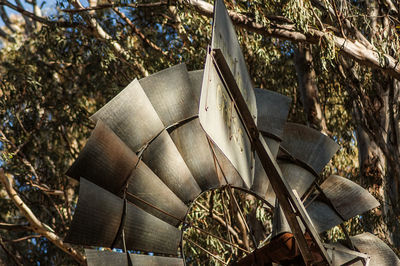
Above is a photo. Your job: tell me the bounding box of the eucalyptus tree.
[0,0,399,264]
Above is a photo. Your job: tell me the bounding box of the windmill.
[64,0,400,265]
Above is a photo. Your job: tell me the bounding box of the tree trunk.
[294,44,328,134]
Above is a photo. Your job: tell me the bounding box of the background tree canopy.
[0,0,399,264]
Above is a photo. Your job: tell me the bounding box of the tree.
[0,0,399,264]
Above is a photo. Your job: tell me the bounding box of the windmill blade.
[251,89,291,199]
[126,159,188,227]
[188,70,204,104]
[66,120,188,227]
[64,178,123,247]
[65,178,182,256]
[91,79,164,153]
[350,232,400,266]
[323,243,368,266]
[280,123,339,173]
[141,130,201,203]
[139,64,198,126]
[114,200,182,255]
[85,249,184,266]
[306,175,380,233]
[66,120,138,195]
[169,118,220,191]
[265,124,340,206]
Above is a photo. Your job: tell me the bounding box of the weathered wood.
[91,78,164,153]
[139,64,198,127]
[141,130,201,203]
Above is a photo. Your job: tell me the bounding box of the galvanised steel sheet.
[188,69,204,107]
[116,200,182,256]
[141,130,201,203]
[251,89,291,199]
[280,123,339,173]
[139,64,198,127]
[254,88,291,139]
[320,175,379,220]
[64,178,123,247]
[66,121,137,195]
[211,0,257,120]
[86,249,184,266]
[199,54,253,188]
[91,78,164,153]
[126,160,188,227]
[351,232,400,266]
[169,118,220,191]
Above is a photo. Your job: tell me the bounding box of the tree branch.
[0,0,79,27]
[0,222,31,231]
[62,1,168,13]
[0,169,86,265]
[185,0,400,80]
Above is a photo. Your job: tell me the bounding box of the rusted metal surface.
[199,53,254,188]
[126,159,188,227]
[141,130,201,203]
[251,89,291,199]
[351,232,400,265]
[211,0,257,120]
[86,249,184,266]
[139,64,198,127]
[320,175,380,220]
[91,79,164,153]
[169,118,220,191]
[115,200,182,255]
[66,121,137,195]
[281,123,339,173]
[64,178,123,247]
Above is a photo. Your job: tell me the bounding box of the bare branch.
[0,169,86,265]
[62,1,168,13]
[185,0,400,80]
[0,0,79,27]
[0,222,31,231]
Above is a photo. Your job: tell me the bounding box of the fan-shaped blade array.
[64,0,400,264]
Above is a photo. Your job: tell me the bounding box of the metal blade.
[115,201,182,255]
[139,64,198,126]
[64,178,123,247]
[169,118,220,191]
[86,249,128,266]
[126,160,188,227]
[281,123,339,173]
[265,163,316,207]
[351,232,400,266]
[320,175,380,220]
[254,88,291,139]
[251,89,291,199]
[141,130,201,203]
[188,69,204,106]
[306,175,380,233]
[66,121,138,195]
[324,243,365,266]
[91,79,164,153]
[86,249,184,266]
